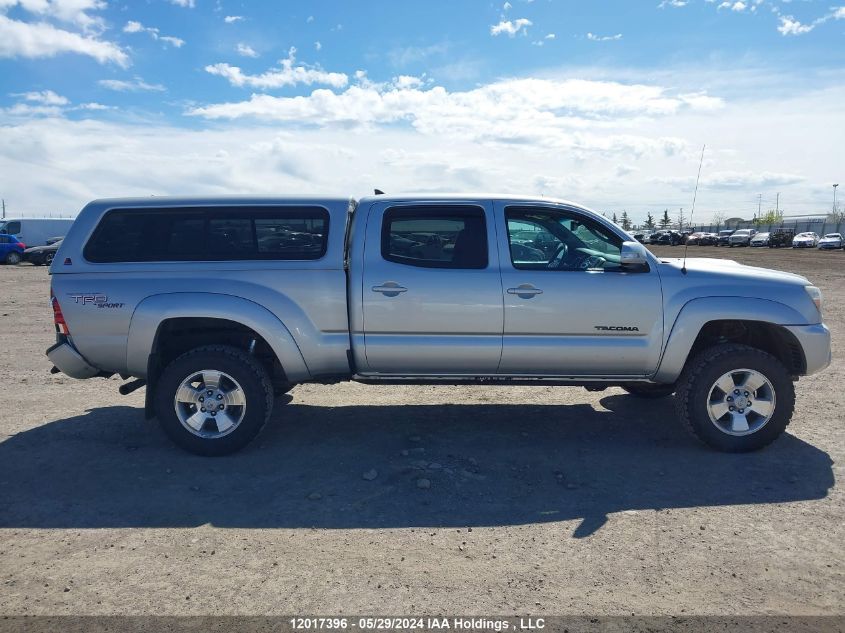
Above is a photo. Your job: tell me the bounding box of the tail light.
[15,242,25,249]
[51,291,69,335]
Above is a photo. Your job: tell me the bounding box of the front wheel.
[621,382,675,398]
[154,345,274,456]
[675,344,794,452]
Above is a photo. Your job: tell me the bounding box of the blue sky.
[1,0,843,222]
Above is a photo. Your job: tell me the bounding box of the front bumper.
[793,242,815,248]
[785,323,832,376]
[46,340,101,379]
[818,243,842,249]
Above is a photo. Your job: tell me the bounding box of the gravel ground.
[0,245,842,616]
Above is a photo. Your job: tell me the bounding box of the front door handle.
[507,284,543,298]
[372,282,408,297]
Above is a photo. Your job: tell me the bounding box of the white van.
[0,218,75,247]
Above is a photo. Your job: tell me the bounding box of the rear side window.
[4,221,21,234]
[84,206,329,263]
[381,205,488,269]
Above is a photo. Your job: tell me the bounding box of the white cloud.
[188,76,722,161]
[1,0,107,32]
[587,32,623,41]
[0,13,128,65]
[2,68,844,221]
[658,0,687,7]
[777,15,814,35]
[123,20,184,47]
[14,89,69,105]
[167,0,194,7]
[98,77,165,92]
[205,47,348,89]
[503,1,512,9]
[490,18,532,37]
[306,15,314,23]
[314,40,321,51]
[159,35,184,47]
[236,42,258,58]
[775,6,845,35]
[224,15,243,23]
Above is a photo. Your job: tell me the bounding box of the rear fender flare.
[126,292,311,381]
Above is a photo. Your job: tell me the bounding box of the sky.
[0,0,843,224]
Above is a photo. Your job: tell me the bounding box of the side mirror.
[620,241,649,268]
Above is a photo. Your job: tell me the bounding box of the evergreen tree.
[612,212,618,225]
[621,211,631,231]
[645,212,655,229]
[660,209,671,228]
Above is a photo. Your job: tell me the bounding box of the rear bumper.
[46,341,101,379]
[785,324,832,376]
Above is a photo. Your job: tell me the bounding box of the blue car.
[0,233,26,264]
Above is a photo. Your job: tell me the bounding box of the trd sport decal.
[68,294,125,309]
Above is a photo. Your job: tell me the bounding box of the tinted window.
[381,206,487,269]
[4,221,21,234]
[506,207,623,271]
[85,207,328,263]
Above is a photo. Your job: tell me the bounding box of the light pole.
[834,184,839,215]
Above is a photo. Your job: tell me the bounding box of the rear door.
[495,202,664,376]
[360,200,503,375]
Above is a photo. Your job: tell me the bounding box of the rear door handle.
[372,282,408,297]
[507,284,543,298]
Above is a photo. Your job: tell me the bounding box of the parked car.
[654,230,683,246]
[817,233,843,250]
[768,228,795,248]
[0,234,26,264]
[46,194,831,456]
[697,232,718,246]
[728,228,757,247]
[750,232,770,247]
[792,232,820,248]
[716,230,734,246]
[0,218,74,247]
[685,232,705,245]
[24,239,62,266]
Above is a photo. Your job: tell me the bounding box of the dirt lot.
[0,245,842,616]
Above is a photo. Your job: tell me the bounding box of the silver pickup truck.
[47,194,831,456]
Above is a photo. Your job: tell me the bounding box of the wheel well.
[687,320,806,376]
[144,318,288,417]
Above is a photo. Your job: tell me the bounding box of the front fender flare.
[126,292,311,382]
[653,296,808,383]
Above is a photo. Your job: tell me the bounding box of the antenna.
[681,144,706,275]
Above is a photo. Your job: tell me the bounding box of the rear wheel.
[44,252,55,265]
[154,345,273,456]
[621,382,675,398]
[675,344,794,452]
[5,251,21,265]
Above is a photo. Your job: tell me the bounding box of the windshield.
[734,230,750,235]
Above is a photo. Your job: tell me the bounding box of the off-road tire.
[621,382,676,398]
[154,345,273,456]
[675,343,795,452]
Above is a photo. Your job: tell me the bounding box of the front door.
[360,201,503,375]
[495,202,664,376]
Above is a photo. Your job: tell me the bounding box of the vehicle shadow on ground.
[0,396,833,537]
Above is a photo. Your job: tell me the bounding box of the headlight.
[805,286,822,313]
